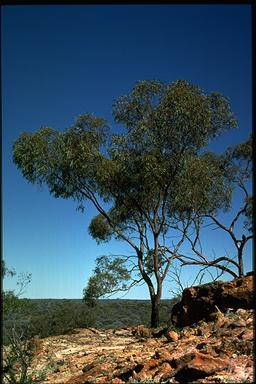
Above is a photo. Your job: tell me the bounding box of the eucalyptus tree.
[13,79,236,327]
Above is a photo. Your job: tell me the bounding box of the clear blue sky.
[2,4,252,299]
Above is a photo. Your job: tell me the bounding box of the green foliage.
[2,264,51,383]
[90,298,176,328]
[3,262,34,337]
[13,79,240,327]
[25,300,96,338]
[229,134,252,161]
[113,80,236,154]
[83,256,131,305]
[2,259,16,278]
[3,329,49,384]
[4,299,97,343]
[171,151,233,217]
[3,292,34,326]
[223,135,252,232]
[222,134,252,185]
[13,80,237,223]
[13,114,108,200]
[89,214,113,243]
[4,298,176,340]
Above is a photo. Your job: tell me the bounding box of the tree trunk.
[150,299,159,328]
[237,246,244,277]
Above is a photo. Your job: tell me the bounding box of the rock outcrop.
[171,275,253,327]
[27,307,253,383]
[22,275,253,383]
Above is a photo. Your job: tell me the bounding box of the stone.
[171,275,253,327]
[241,329,253,341]
[153,362,173,381]
[174,352,230,383]
[25,303,253,384]
[66,373,93,383]
[27,335,44,356]
[236,308,249,317]
[166,330,179,342]
[132,359,159,381]
[132,324,152,338]
[220,276,253,309]
[82,362,94,373]
[111,378,125,384]
[155,348,173,361]
[227,319,247,328]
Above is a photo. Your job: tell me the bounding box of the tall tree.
[13,79,237,327]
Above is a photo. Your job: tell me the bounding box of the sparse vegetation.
[2,262,51,383]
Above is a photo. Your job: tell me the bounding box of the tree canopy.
[13,79,246,327]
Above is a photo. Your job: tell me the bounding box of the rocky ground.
[28,307,254,383]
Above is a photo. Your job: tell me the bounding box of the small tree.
[2,260,32,326]
[13,79,237,327]
[2,262,48,384]
[83,255,133,307]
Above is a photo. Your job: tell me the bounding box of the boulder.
[173,352,230,383]
[166,330,179,342]
[171,275,253,327]
[132,325,152,338]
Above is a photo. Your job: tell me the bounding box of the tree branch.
[181,258,238,279]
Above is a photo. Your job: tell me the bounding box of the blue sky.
[2,4,252,299]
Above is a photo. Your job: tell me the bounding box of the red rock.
[241,329,253,341]
[155,348,173,361]
[142,358,160,370]
[171,275,253,327]
[132,370,152,382]
[111,378,125,384]
[154,361,173,380]
[166,330,179,342]
[66,373,92,383]
[25,301,253,384]
[174,352,230,382]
